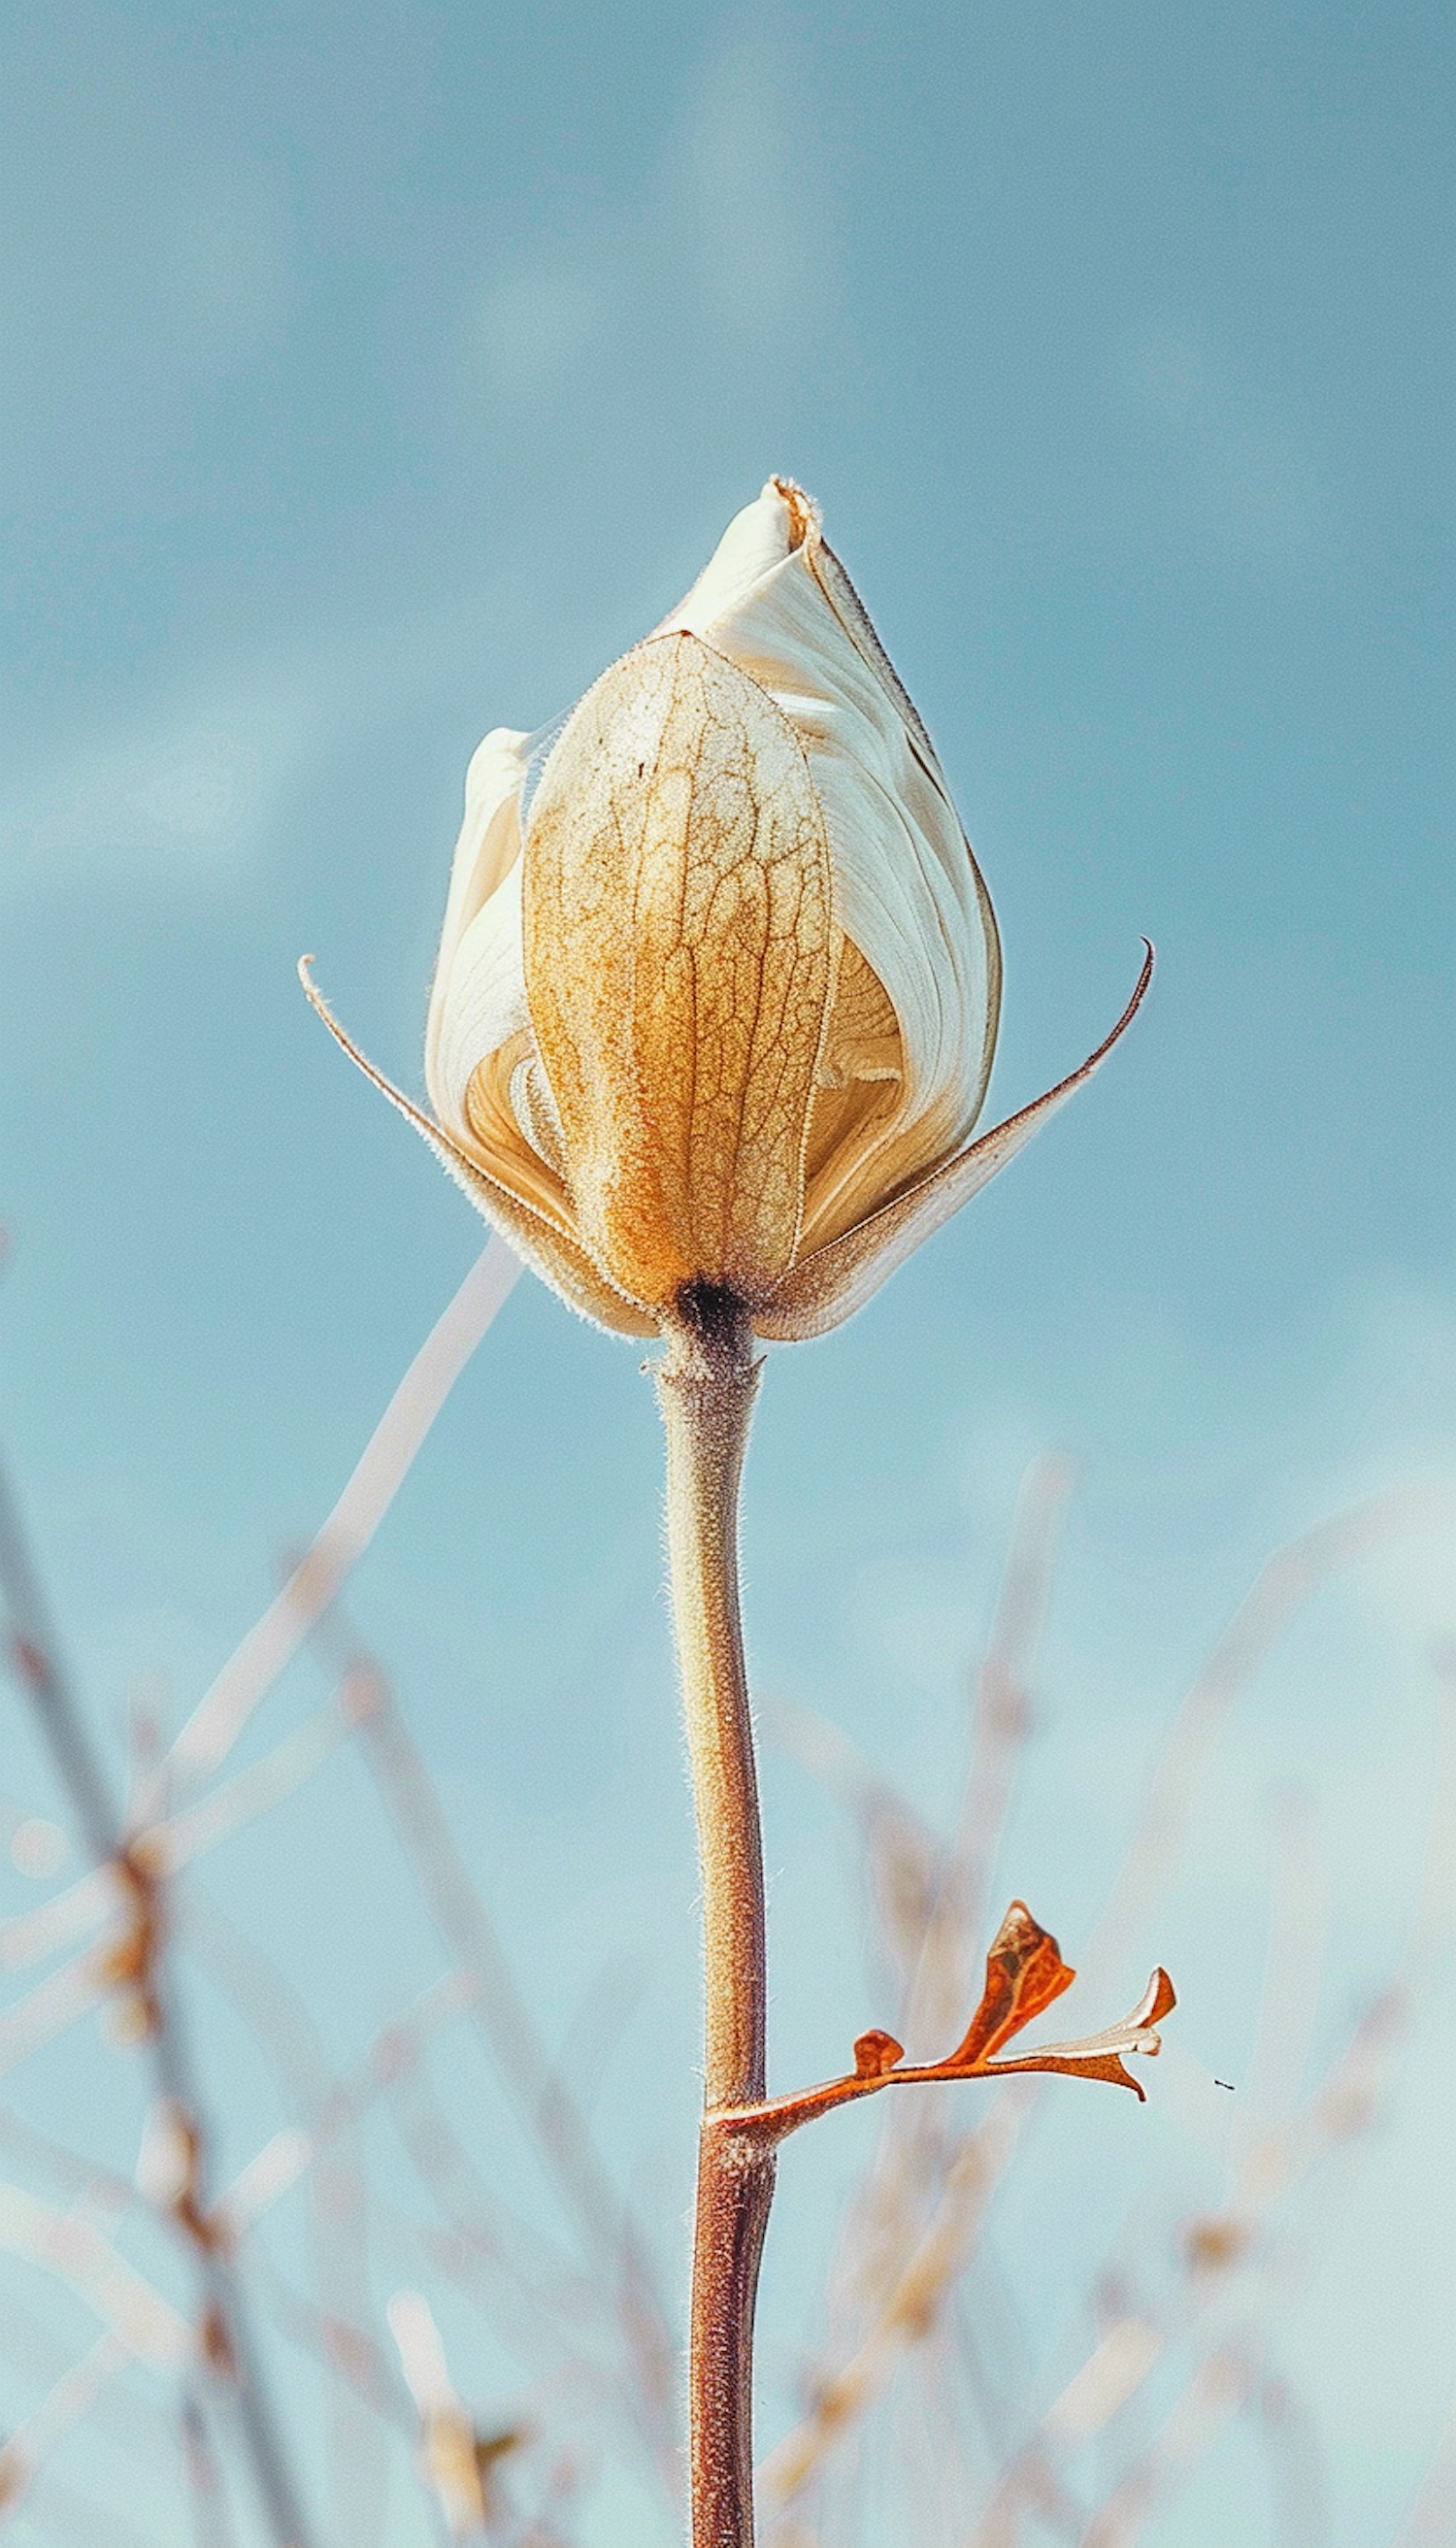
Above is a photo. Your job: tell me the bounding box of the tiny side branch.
[711,1901,1175,2148]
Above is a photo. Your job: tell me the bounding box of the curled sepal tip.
[757,942,1155,1341]
[980,1952,1178,2102]
[297,958,657,1338]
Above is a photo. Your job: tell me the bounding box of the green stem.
[655,1288,774,2548]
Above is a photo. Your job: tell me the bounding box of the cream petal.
[758,946,1153,1340]
[423,726,532,1105]
[654,478,803,638]
[797,934,905,1257]
[660,487,1000,1221]
[426,854,533,1146]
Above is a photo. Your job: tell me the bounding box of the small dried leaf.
[951,1900,1076,2068]
[984,1964,1177,2101]
[852,2028,905,2079]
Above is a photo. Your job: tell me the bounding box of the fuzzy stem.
[655,1287,774,2548]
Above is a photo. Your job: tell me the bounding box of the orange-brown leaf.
[951,1900,1075,2068]
[986,2047,1149,2100]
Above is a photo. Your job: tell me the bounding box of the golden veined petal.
[522,631,837,1310]
[758,945,1153,1340]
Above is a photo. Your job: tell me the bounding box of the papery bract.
[303,477,1151,1338]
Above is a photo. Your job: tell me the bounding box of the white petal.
[423,725,532,1106]
[426,855,533,1143]
[655,479,802,636]
[660,494,999,1203]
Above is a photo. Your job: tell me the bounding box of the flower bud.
[304,480,1149,1339]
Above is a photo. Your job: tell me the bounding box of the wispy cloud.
[0,587,507,902]
[479,264,608,406]
[1,669,309,889]
[1119,320,1331,566]
[1,25,838,912]
[474,25,830,412]
[685,32,827,339]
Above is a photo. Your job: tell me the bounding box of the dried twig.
[313,1611,681,2500]
[1084,1488,1433,1995]
[0,2330,130,2519]
[158,1238,520,1800]
[0,1448,316,2548]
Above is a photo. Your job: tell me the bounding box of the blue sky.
[1,3,1452,2542]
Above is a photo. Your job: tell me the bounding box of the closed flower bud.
[303,480,1149,1340]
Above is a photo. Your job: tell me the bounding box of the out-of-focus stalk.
[0,1453,316,2548]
